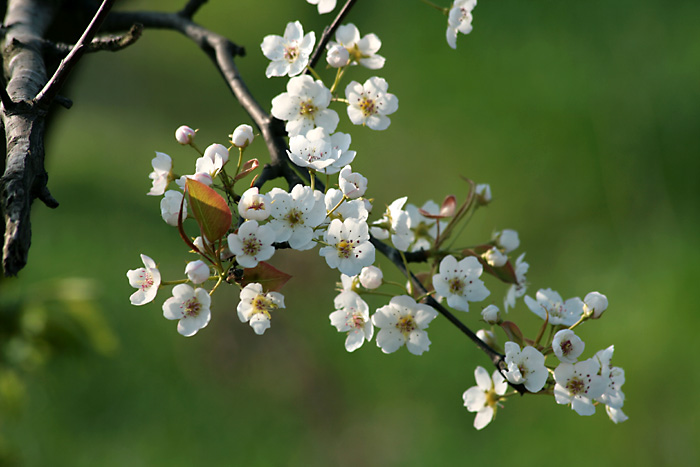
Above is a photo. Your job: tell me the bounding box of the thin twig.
[41,24,143,56]
[307,0,359,70]
[34,0,117,107]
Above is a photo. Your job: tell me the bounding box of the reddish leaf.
[419,194,457,219]
[234,158,260,181]
[185,178,232,243]
[240,261,292,292]
[501,321,524,346]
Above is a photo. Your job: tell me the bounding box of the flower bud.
[482,247,507,267]
[185,260,210,284]
[481,304,501,325]
[175,125,196,145]
[230,124,255,148]
[475,183,492,205]
[476,329,498,348]
[359,266,383,289]
[494,229,519,253]
[204,143,229,166]
[583,291,608,319]
[326,45,350,68]
[339,165,368,199]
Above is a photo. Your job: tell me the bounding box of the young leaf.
[185,178,232,243]
[240,261,292,292]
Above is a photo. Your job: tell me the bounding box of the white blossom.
[307,0,336,14]
[175,125,196,145]
[326,44,350,68]
[195,143,229,178]
[345,77,398,130]
[127,254,161,305]
[328,23,385,69]
[553,358,606,416]
[372,295,438,355]
[503,342,548,393]
[463,366,507,430]
[475,183,491,205]
[370,197,413,251]
[238,187,271,221]
[319,218,375,276]
[552,329,585,363]
[504,253,529,312]
[359,266,383,289]
[432,255,490,312]
[237,283,285,335]
[594,346,626,411]
[162,284,211,337]
[160,190,187,226]
[329,291,373,351]
[261,21,315,78]
[524,288,583,326]
[230,124,254,148]
[324,188,369,223]
[271,75,339,137]
[268,184,326,250]
[481,304,500,325]
[584,291,608,319]
[493,229,519,253]
[446,0,477,49]
[482,246,507,267]
[147,152,172,196]
[338,165,367,199]
[227,220,276,268]
[405,200,444,252]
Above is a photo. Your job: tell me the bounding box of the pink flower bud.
[185,260,210,284]
[175,125,196,145]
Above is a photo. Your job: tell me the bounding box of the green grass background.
[2,0,699,465]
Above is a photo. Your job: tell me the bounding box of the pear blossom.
[481,304,500,325]
[176,172,213,189]
[287,127,337,171]
[552,329,585,363]
[370,197,413,251]
[162,284,211,337]
[345,77,398,130]
[237,283,285,335]
[328,23,385,69]
[503,342,548,393]
[175,125,196,145]
[127,254,161,305]
[606,406,629,424]
[482,247,507,267]
[372,295,438,355]
[268,184,326,250]
[524,288,584,326]
[195,143,229,178]
[477,329,498,348]
[339,165,367,198]
[446,0,477,49]
[260,21,315,78]
[326,44,350,68]
[405,200,444,252]
[230,124,254,148]
[475,183,491,205]
[307,0,336,14]
[584,291,608,319]
[185,260,210,284]
[594,346,626,411]
[329,291,373,351]
[463,366,508,430]
[160,190,187,226]
[324,188,369,222]
[319,132,356,175]
[227,220,276,268]
[319,218,375,276]
[147,152,172,196]
[553,358,606,416]
[432,255,490,312]
[271,75,339,137]
[238,187,272,221]
[493,229,519,253]
[359,266,383,289]
[504,253,529,312]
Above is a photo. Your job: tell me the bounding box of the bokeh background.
[1,0,699,465]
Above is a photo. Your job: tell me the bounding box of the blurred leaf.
[240,262,292,292]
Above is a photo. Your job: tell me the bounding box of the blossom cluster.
[126,2,627,431]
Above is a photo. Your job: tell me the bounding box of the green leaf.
[240,261,292,292]
[185,178,232,243]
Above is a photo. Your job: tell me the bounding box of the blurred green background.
[1,0,699,465]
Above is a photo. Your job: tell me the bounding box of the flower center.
[252,294,277,319]
[248,200,266,211]
[359,97,377,117]
[350,312,366,329]
[396,315,416,335]
[448,277,465,294]
[284,44,299,62]
[285,208,304,227]
[242,236,262,256]
[560,339,573,356]
[337,239,354,258]
[566,377,586,396]
[184,297,201,317]
[299,100,318,117]
[139,271,154,290]
[485,389,500,408]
